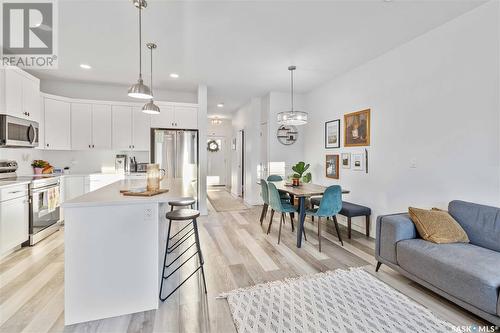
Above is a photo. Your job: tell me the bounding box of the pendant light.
[142,42,160,114]
[128,0,152,99]
[277,66,308,126]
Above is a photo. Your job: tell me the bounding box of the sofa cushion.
[397,239,500,315]
[448,200,500,252]
[408,207,469,244]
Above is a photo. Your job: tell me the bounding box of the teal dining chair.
[260,179,293,226]
[259,179,270,225]
[305,185,343,251]
[267,175,291,202]
[267,182,307,244]
[267,175,283,181]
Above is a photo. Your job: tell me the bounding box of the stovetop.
[0,160,60,188]
[0,173,60,188]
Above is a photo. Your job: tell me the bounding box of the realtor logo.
[1,0,58,68]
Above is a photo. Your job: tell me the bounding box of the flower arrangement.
[31,160,51,174]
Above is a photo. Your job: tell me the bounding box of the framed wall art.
[352,152,365,171]
[325,154,339,179]
[341,153,351,169]
[325,119,340,148]
[344,109,370,147]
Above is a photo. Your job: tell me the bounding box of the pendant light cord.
[138,5,142,79]
[150,46,153,95]
[290,67,294,112]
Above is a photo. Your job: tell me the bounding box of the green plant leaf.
[304,163,310,172]
[293,173,301,179]
[302,172,312,183]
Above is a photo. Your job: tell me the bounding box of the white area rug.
[218,267,453,333]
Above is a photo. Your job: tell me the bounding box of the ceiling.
[30,0,485,117]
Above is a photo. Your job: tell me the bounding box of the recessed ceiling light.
[169,73,179,79]
[80,64,92,69]
[217,103,224,108]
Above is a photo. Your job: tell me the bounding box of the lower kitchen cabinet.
[0,190,29,255]
[63,176,87,202]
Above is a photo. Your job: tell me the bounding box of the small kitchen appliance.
[0,115,39,148]
[115,154,128,173]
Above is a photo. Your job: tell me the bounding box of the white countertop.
[62,178,195,208]
[0,180,31,189]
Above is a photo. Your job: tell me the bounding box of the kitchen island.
[62,178,196,325]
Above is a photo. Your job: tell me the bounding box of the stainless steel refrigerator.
[151,129,199,202]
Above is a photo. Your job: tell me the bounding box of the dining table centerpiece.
[291,161,312,186]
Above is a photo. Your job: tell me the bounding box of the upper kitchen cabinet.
[44,98,71,150]
[0,67,40,121]
[150,104,197,129]
[112,106,150,151]
[112,105,133,150]
[92,104,112,149]
[150,105,174,128]
[22,78,41,122]
[71,103,92,150]
[71,103,112,150]
[132,107,151,151]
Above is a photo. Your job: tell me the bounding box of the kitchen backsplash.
[0,149,149,175]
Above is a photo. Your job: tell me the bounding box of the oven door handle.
[31,184,60,194]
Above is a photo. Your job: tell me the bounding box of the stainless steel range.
[0,161,61,245]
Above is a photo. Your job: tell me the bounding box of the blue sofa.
[375,200,500,326]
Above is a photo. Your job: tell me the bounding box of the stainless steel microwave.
[0,115,39,148]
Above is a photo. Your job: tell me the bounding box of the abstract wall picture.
[344,109,370,147]
[325,154,339,179]
[325,119,340,148]
[341,153,351,169]
[352,152,365,171]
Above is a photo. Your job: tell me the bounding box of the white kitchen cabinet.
[150,105,174,128]
[112,106,150,151]
[22,78,41,122]
[1,68,40,121]
[44,98,71,150]
[112,105,133,150]
[174,106,198,129]
[132,107,151,151]
[150,105,197,129]
[0,194,29,255]
[63,176,87,202]
[5,69,23,118]
[71,103,93,150]
[92,104,112,149]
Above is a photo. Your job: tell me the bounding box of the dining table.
[270,181,350,248]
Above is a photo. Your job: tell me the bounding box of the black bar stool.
[159,208,207,302]
[168,197,196,211]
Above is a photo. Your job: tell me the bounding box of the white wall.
[265,92,306,178]
[304,1,500,236]
[197,85,208,215]
[207,118,232,190]
[231,98,262,205]
[40,79,197,104]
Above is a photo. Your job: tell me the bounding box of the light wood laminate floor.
[0,191,487,332]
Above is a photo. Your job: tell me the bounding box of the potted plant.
[291,161,312,186]
[31,160,47,174]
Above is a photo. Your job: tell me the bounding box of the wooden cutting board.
[120,189,169,197]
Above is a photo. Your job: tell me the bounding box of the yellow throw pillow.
[408,207,469,244]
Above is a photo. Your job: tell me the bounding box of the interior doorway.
[237,130,245,198]
[207,136,227,186]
